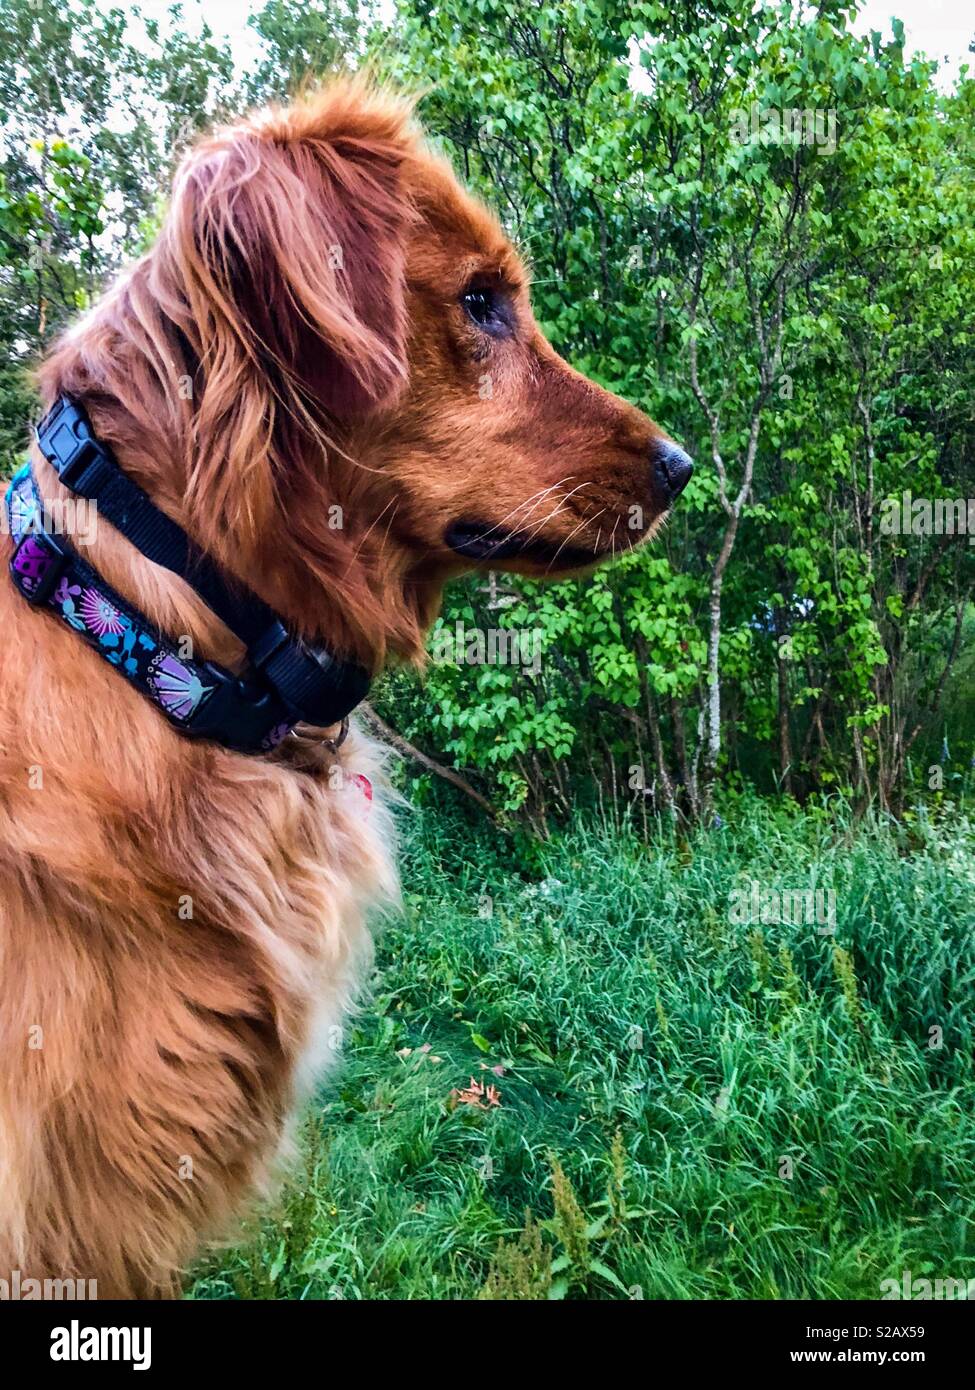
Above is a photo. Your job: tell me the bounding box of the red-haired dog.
[0,81,691,1296]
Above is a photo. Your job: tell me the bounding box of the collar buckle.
[36,398,113,497]
[183,661,292,752]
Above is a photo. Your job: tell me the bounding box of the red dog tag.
[349,773,373,803]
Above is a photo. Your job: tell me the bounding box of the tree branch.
[358,703,502,824]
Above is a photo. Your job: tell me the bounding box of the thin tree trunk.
[776,613,793,794]
[635,634,675,816]
[670,694,698,817]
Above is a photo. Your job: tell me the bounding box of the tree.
[375,0,974,824]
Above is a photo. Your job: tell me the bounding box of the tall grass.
[188,795,975,1300]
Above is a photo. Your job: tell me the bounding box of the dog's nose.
[652,439,694,502]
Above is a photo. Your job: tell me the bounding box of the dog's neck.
[34,269,442,676]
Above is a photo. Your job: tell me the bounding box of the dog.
[0,79,691,1297]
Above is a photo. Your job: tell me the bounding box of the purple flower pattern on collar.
[81,588,126,638]
[5,465,261,734]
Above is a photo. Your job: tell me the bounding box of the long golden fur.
[0,79,684,1297]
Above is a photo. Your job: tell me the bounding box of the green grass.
[187,794,975,1300]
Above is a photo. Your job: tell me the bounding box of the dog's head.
[373,156,693,578]
[52,81,691,669]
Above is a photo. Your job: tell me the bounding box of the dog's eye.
[461,286,511,335]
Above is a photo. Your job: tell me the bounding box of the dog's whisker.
[521,486,594,538]
[343,495,400,572]
[470,477,579,541]
[545,509,607,572]
[521,482,596,545]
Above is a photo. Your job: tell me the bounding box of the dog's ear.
[167,95,414,423]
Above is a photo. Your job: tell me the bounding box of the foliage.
[242,0,379,104]
[376,0,975,822]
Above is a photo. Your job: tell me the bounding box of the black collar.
[11,395,369,755]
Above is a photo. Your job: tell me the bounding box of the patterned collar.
[6,465,302,751]
[6,397,369,754]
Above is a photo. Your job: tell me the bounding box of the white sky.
[104,0,975,94]
[856,0,972,88]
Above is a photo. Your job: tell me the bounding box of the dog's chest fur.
[0,599,397,1295]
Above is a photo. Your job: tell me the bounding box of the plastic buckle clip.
[36,401,114,498]
[182,661,287,752]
